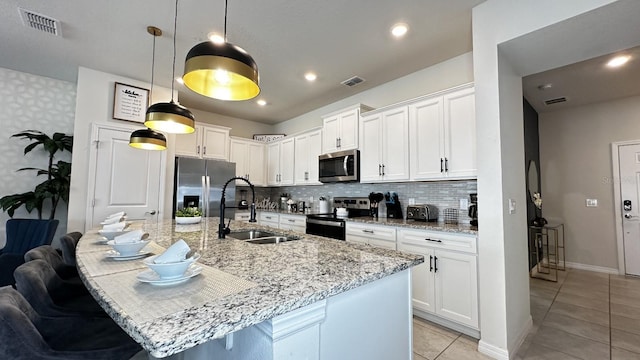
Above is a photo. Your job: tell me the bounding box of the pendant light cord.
[150,31,156,106]
[170,0,179,102]
[224,0,228,41]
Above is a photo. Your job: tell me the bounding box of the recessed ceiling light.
[391,23,409,38]
[175,77,184,85]
[607,55,630,68]
[208,32,225,44]
[304,72,317,82]
[257,99,267,106]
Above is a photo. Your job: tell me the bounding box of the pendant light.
[129,26,167,151]
[183,0,260,101]
[144,0,196,134]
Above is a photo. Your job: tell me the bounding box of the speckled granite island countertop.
[76,218,423,358]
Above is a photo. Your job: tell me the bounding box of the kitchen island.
[76,218,423,359]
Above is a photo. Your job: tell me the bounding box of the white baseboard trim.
[565,261,619,275]
[478,340,509,360]
[510,315,533,358]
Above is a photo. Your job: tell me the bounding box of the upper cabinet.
[322,104,373,154]
[229,137,266,186]
[174,124,230,160]
[294,129,322,185]
[360,107,410,183]
[409,85,476,181]
[267,138,295,186]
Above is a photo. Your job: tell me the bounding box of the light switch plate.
[460,198,469,210]
[586,199,598,207]
[508,199,516,214]
[408,198,416,205]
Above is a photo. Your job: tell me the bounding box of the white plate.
[104,249,151,261]
[136,266,203,286]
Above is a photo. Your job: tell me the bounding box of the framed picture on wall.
[253,134,286,142]
[113,82,149,123]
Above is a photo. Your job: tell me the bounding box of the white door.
[307,130,322,184]
[294,134,309,184]
[397,234,436,314]
[89,126,163,230]
[322,116,339,153]
[267,142,281,185]
[360,113,382,182]
[247,142,265,186]
[201,126,228,160]
[619,143,640,275]
[229,139,248,183]
[280,138,295,185]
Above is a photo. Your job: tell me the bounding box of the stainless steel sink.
[246,236,296,244]
[228,230,277,240]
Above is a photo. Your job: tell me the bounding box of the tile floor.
[413,268,640,359]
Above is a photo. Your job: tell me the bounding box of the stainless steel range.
[306,197,371,240]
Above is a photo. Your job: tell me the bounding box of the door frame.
[85,123,167,232]
[611,139,640,275]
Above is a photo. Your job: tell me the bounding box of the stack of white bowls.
[143,240,200,280]
[107,230,149,256]
[98,212,129,240]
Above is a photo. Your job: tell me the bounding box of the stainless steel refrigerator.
[173,157,236,219]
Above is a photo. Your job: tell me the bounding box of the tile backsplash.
[239,180,477,223]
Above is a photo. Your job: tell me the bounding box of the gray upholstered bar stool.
[0,286,141,359]
[25,245,79,281]
[59,231,83,267]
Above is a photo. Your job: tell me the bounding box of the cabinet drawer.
[346,223,396,242]
[260,213,279,222]
[398,229,476,254]
[279,214,306,232]
[235,212,252,221]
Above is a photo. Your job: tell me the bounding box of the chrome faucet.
[219,177,257,238]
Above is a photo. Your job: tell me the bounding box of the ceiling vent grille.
[19,8,62,36]
[544,97,567,106]
[341,76,365,87]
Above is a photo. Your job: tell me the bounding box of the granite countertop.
[76,218,423,358]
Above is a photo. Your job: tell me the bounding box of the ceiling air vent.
[341,76,365,87]
[544,97,567,106]
[19,8,62,36]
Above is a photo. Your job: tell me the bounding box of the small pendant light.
[183,0,260,101]
[144,0,196,134]
[129,26,167,151]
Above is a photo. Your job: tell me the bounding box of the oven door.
[318,150,359,183]
[306,218,346,240]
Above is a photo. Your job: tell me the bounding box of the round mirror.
[527,160,539,201]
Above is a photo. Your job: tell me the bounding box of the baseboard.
[413,309,480,339]
[510,315,533,359]
[478,340,509,360]
[565,261,619,275]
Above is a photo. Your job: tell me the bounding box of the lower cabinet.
[279,214,306,233]
[397,229,478,330]
[259,212,279,228]
[345,223,396,250]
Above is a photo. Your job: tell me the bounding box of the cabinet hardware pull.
[429,255,433,272]
[445,158,448,172]
[266,216,272,219]
[203,146,206,155]
[378,164,382,176]
[440,158,444,172]
[197,145,200,154]
[288,219,295,222]
[336,138,339,148]
[337,137,341,148]
[382,164,385,176]
[362,229,374,234]
[434,256,438,272]
[425,238,442,243]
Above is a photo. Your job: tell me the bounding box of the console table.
[529,222,565,282]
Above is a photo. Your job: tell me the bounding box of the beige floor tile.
[435,336,493,360]
[530,278,563,292]
[531,325,610,359]
[612,285,640,298]
[522,344,583,360]
[612,314,640,336]
[542,312,610,343]
[548,301,609,327]
[612,328,640,354]
[413,352,429,360]
[612,302,640,320]
[412,320,457,360]
[555,291,609,312]
[567,268,610,280]
[560,282,609,297]
[413,317,460,340]
[611,275,640,290]
[611,346,640,360]
[612,292,640,308]
[530,284,559,300]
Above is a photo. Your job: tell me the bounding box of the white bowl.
[175,216,202,225]
[107,240,150,256]
[99,229,130,240]
[143,253,201,279]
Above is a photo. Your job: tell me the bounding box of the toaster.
[406,204,439,222]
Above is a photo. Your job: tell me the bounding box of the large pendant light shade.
[183,41,260,101]
[129,128,167,151]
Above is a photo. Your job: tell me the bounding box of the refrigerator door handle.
[205,175,211,218]
[201,175,208,217]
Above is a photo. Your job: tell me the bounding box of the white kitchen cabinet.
[322,104,373,154]
[409,84,476,180]
[397,228,478,330]
[267,138,295,186]
[174,124,230,160]
[259,212,279,228]
[279,214,306,233]
[359,106,410,183]
[229,137,266,186]
[345,223,396,250]
[294,129,322,185]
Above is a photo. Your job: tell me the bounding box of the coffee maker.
[468,193,478,226]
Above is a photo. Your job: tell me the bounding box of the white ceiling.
[0,0,484,124]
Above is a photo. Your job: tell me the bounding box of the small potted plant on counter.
[175,207,202,224]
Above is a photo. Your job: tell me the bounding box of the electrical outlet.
[408,198,416,205]
[509,199,516,214]
[586,199,598,207]
[460,198,469,210]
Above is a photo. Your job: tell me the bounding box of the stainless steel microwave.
[318,150,360,183]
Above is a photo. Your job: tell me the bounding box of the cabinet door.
[359,113,382,182]
[307,130,322,184]
[229,139,248,181]
[409,97,445,180]
[174,125,202,157]
[397,232,436,314]
[443,87,476,179]
[280,138,295,185]
[267,142,281,186]
[322,115,339,153]
[247,142,265,186]
[201,126,229,160]
[381,107,409,182]
[294,134,309,184]
[339,108,359,150]
[434,250,478,328]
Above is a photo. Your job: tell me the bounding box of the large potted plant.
[0,130,73,220]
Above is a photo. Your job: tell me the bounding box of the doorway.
[613,140,640,275]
